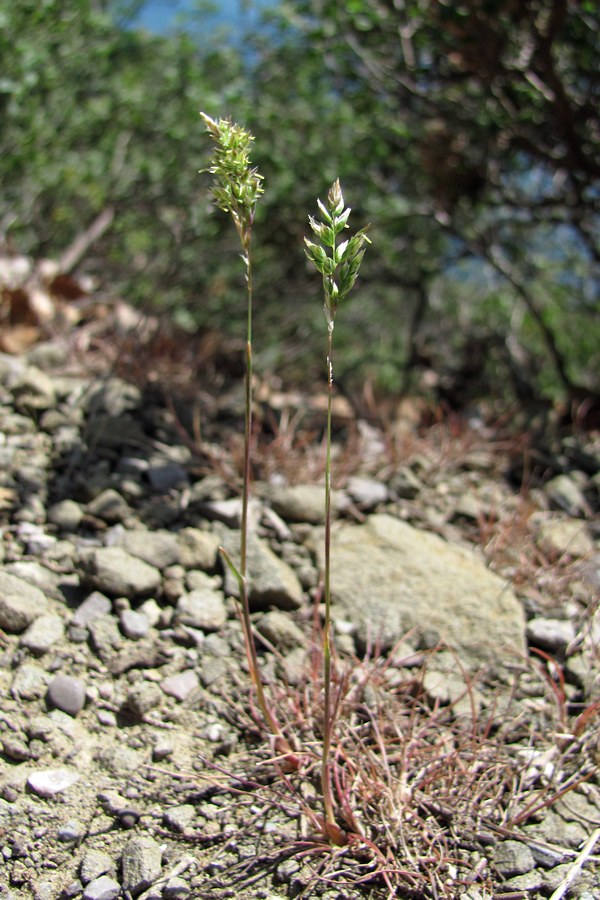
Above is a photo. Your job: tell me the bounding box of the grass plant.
[304,179,370,842]
[199,113,297,767]
[198,115,599,897]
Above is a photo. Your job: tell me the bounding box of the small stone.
[177,528,220,570]
[452,492,487,521]
[2,734,31,761]
[119,608,150,640]
[152,737,174,761]
[88,615,122,659]
[138,598,162,627]
[542,862,590,893]
[27,767,79,797]
[545,473,589,516]
[199,656,228,687]
[117,808,141,829]
[96,745,143,776]
[493,839,536,877]
[346,476,388,509]
[199,496,246,527]
[121,836,162,895]
[163,876,191,899]
[4,560,60,596]
[97,709,117,727]
[87,377,142,416]
[32,881,55,900]
[267,484,342,524]
[176,589,227,632]
[84,547,161,598]
[147,462,188,491]
[62,881,85,899]
[80,849,114,884]
[220,530,303,611]
[47,674,86,716]
[71,591,112,628]
[117,529,180,569]
[527,617,576,653]
[389,466,423,499]
[20,613,65,654]
[536,518,593,558]
[185,570,218,592]
[12,365,57,411]
[47,499,84,531]
[83,875,121,900]
[256,610,305,650]
[161,670,199,702]
[57,820,85,842]
[502,871,544,892]
[0,571,49,633]
[87,488,132,523]
[126,682,163,719]
[163,804,196,832]
[11,662,50,700]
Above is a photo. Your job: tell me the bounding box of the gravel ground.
[0,327,599,900]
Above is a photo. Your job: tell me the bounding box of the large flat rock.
[320,514,526,671]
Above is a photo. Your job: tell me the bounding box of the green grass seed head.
[305,178,370,325]
[200,111,264,244]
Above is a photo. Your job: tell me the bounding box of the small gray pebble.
[162,804,196,832]
[126,682,163,719]
[31,881,54,900]
[493,839,536,877]
[121,835,162,893]
[163,876,191,899]
[20,613,65,654]
[119,608,150,640]
[117,808,141,829]
[80,848,113,884]
[147,462,188,491]
[72,591,112,628]
[97,709,117,727]
[11,662,49,700]
[47,674,86,716]
[2,734,31,761]
[83,875,121,900]
[161,670,199,702]
[57,820,86,842]
[87,488,132,524]
[152,738,174,761]
[47,499,83,531]
[27,767,79,797]
[526,617,576,652]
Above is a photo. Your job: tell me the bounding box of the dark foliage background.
[1,0,598,410]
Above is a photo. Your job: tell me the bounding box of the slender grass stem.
[238,238,282,739]
[321,320,336,829]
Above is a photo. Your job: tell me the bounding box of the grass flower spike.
[199,112,263,252]
[305,180,370,841]
[305,178,370,329]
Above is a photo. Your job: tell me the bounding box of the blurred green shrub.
[1,0,598,408]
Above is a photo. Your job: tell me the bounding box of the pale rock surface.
[220,529,303,611]
[535,516,594,558]
[82,546,161,598]
[0,571,49,632]
[316,514,527,670]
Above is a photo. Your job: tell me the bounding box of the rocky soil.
[0,315,599,898]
